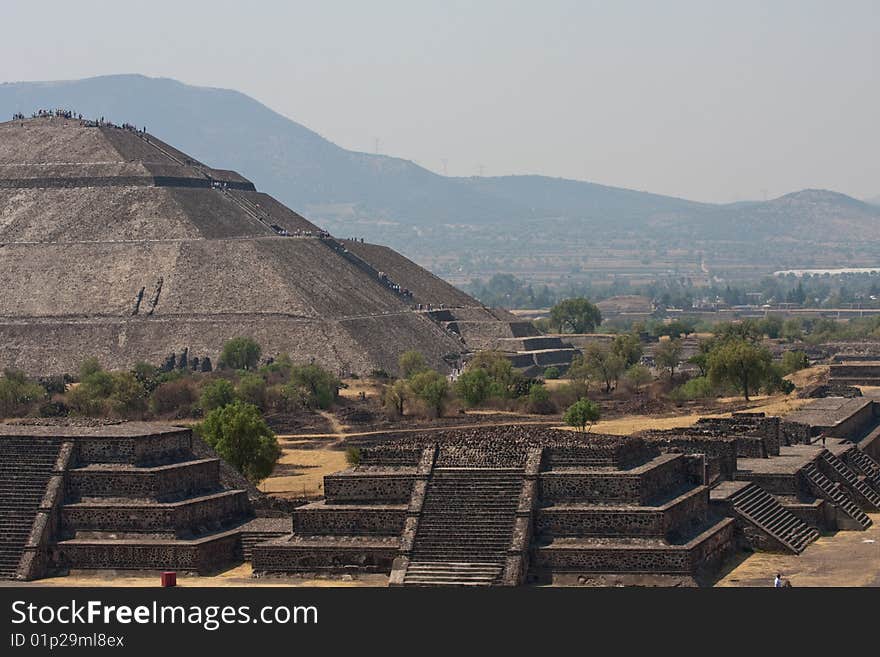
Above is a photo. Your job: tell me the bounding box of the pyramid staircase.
[727,482,819,554]
[0,438,62,579]
[819,451,880,510]
[802,462,871,529]
[403,468,523,586]
[844,448,880,489]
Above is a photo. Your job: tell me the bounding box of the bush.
[408,370,450,417]
[220,337,262,371]
[780,350,809,375]
[109,371,148,417]
[399,351,428,379]
[345,446,361,467]
[465,351,523,398]
[196,401,280,483]
[526,383,555,414]
[624,364,652,392]
[563,399,601,432]
[383,379,409,418]
[671,376,716,401]
[38,400,69,418]
[289,364,339,410]
[543,367,560,380]
[454,368,492,406]
[150,379,198,416]
[237,373,267,410]
[200,379,236,412]
[0,370,45,417]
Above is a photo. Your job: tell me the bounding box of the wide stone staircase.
[403,468,523,586]
[802,462,872,529]
[0,438,61,578]
[844,448,880,489]
[820,451,880,510]
[727,482,819,554]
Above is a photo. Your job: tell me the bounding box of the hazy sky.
[2,1,877,202]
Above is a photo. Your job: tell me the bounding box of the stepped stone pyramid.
[0,421,264,580]
[0,114,537,376]
[252,428,737,586]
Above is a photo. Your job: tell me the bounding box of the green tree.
[200,379,236,411]
[465,350,522,398]
[110,371,148,417]
[0,370,45,417]
[289,364,340,409]
[526,383,555,414]
[583,344,625,393]
[624,364,652,392]
[543,366,560,380]
[549,298,602,334]
[781,318,804,342]
[220,337,262,371]
[398,350,428,379]
[408,370,450,417]
[237,373,268,410]
[654,338,683,380]
[79,357,103,380]
[780,350,809,375]
[563,399,601,433]
[611,333,643,367]
[383,379,409,417]
[707,338,773,401]
[566,354,594,395]
[454,367,493,406]
[196,401,280,483]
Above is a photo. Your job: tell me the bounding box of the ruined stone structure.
[639,410,880,553]
[0,115,538,376]
[0,422,287,580]
[252,428,736,586]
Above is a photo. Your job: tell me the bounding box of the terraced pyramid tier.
[0,115,511,376]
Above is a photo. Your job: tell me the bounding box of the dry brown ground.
[716,513,880,587]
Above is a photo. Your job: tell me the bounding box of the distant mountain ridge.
[1,74,877,278]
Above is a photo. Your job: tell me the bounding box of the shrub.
[526,383,555,414]
[237,373,268,410]
[563,399,601,432]
[150,379,198,416]
[780,350,809,375]
[0,370,45,417]
[289,364,339,410]
[38,400,69,418]
[543,367,560,380]
[624,364,652,392]
[200,379,236,412]
[110,371,148,417]
[383,379,409,418]
[454,368,492,406]
[398,351,428,379]
[196,401,280,483]
[671,376,716,401]
[345,446,362,467]
[220,337,262,371]
[408,370,450,417]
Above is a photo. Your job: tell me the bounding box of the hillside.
[2,74,878,284]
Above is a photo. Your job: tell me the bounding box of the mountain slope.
[1,74,878,280]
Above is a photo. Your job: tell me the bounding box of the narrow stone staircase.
[728,483,819,553]
[845,448,880,489]
[403,468,523,586]
[803,462,872,529]
[820,451,880,510]
[0,439,61,578]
